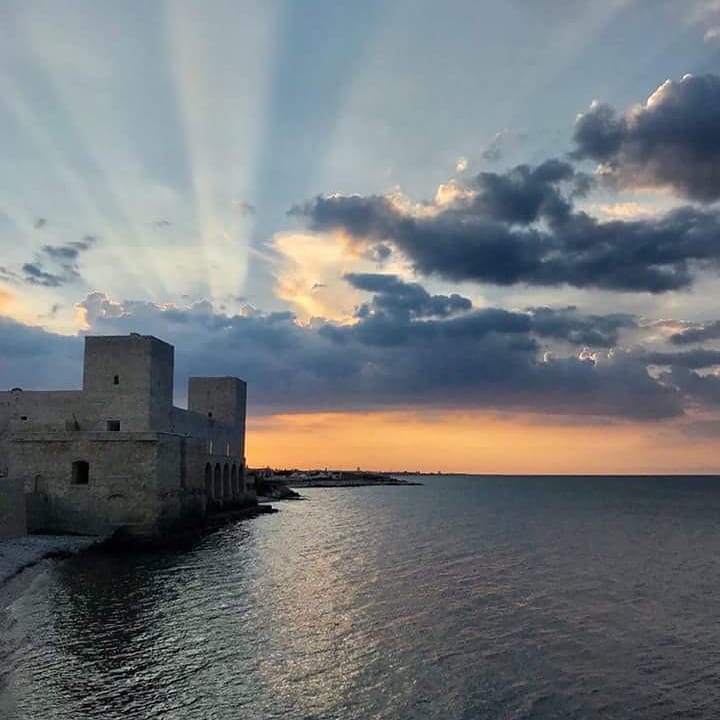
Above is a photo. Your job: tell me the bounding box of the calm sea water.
[2,475,720,719]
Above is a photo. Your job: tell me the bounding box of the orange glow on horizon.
[247,410,720,475]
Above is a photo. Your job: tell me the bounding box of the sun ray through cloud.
[163,0,280,309]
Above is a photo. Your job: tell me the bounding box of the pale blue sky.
[1,0,718,325]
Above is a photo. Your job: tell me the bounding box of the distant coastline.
[250,468,423,490]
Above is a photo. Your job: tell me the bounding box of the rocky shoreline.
[0,534,102,588]
[0,504,278,591]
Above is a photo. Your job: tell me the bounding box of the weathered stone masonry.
[0,334,254,539]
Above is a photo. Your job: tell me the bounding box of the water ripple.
[3,476,720,718]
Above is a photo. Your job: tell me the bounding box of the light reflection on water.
[2,475,720,719]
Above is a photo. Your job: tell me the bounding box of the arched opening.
[205,463,212,499]
[231,465,238,497]
[223,464,231,499]
[71,460,89,485]
[214,463,222,500]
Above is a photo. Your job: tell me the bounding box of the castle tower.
[82,334,174,432]
[188,377,247,458]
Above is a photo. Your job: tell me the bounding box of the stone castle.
[0,334,254,539]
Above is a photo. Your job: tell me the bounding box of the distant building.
[0,334,254,540]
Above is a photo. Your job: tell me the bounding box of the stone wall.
[0,475,26,539]
[1,334,251,539]
[82,335,174,432]
[0,390,85,434]
[9,432,161,536]
[154,433,208,531]
[188,377,246,452]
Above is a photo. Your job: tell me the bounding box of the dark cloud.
[481,146,503,163]
[344,273,472,320]
[0,266,20,283]
[663,366,720,407]
[23,263,65,287]
[59,287,683,420]
[291,165,720,293]
[19,239,97,288]
[22,263,69,288]
[636,348,720,369]
[471,159,585,224]
[232,200,256,216]
[481,128,527,163]
[527,306,635,347]
[41,244,81,262]
[572,74,720,202]
[34,217,47,229]
[0,316,82,390]
[366,243,392,263]
[670,320,720,345]
[43,303,63,319]
[153,219,172,228]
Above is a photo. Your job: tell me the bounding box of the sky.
[3,0,720,472]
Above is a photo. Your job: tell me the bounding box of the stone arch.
[223,464,231,499]
[205,463,212,499]
[231,464,238,497]
[213,463,222,500]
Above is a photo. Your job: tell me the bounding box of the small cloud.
[691,0,720,39]
[40,303,63,319]
[42,244,80,261]
[22,262,65,287]
[34,217,47,229]
[705,26,720,43]
[0,266,20,283]
[367,243,393,263]
[481,129,527,163]
[153,219,172,228]
[311,283,327,291]
[232,200,256,216]
[14,240,97,288]
[455,156,468,172]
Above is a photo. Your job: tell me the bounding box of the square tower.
[188,377,246,455]
[83,334,174,431]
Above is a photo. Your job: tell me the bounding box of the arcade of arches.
[204,461,246,503]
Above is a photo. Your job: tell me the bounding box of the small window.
[20,416,27,421]
[107,420,121,432]
[208,411,213,418]
[209,440,214,454]
[113,375,119,385]
[71,460,89,485]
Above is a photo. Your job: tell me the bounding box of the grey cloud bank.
[4,277,720,422]
[292,182,720,294]
[291,74,720,295]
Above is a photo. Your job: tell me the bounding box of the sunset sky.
[3,0,720,472]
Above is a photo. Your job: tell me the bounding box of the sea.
[1,474,720,719]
